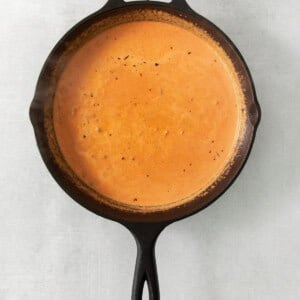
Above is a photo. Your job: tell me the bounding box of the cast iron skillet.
[30,0,261,299]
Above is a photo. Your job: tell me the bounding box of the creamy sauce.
[53,21,243,207]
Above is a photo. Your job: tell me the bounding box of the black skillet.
[30,0,261,299]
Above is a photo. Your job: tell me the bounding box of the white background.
[0,0,299,299]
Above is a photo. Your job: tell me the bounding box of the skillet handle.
[170,0,191,9]
[132,235,159,300]
[125,222,167,300]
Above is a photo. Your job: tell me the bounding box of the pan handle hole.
[142,282,149,299]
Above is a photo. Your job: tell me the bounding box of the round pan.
[30,0,261,299]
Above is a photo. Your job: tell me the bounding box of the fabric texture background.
[0,0,299,299]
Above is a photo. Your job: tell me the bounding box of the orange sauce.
[53,21,243,207]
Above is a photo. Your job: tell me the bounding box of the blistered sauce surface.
[53,21,243,207]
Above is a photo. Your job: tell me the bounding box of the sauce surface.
[53,21,243,207]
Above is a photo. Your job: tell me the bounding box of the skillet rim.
[30,1,261,223]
